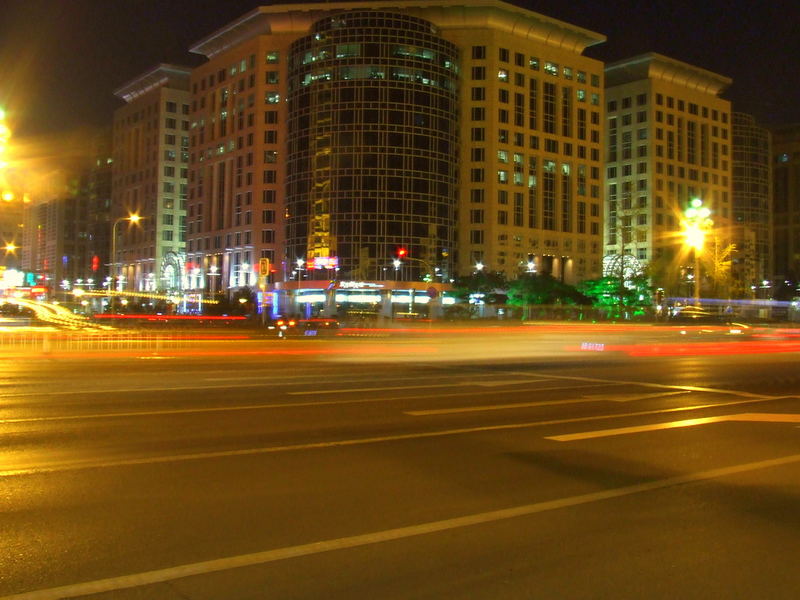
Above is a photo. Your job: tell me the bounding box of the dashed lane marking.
[4,452,800,600]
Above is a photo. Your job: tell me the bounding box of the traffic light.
[396,247,407,258]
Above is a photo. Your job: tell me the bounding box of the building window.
[544,62,558,76]
[472,46,486,59]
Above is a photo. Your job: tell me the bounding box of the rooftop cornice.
[605,52,732,96]
[190,0,605,59]
[114,64,192,103]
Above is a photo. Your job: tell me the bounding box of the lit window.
[498,69,509,82]
[544,62,558,76]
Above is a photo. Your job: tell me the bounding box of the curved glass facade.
[286,11,459,281]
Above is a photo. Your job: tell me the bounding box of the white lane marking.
[4,453,800,600]
[406,389,690,416]
[509,371,777,399]
[0,400,767,478]
[0,383,581,424]
[408,398,609,416]
[548,412,800,442]
[584,391,691,403]
[0,375,551,399]
[288,378,552,395]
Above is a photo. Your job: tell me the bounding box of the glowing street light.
[110,213,143,312]
[682,198,713,307]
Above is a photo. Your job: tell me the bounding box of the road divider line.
[0,384,591,424]
[4,452,800,600]
[406,389,690,416]
[547,412,800,441]
[288,378,552,395]
[0,401,774,478]
[0,377,554,400]
[407,397,611,416]
[510,372,776,400]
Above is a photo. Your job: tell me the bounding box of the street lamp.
[110,213,142,312]
[682,198,712,307]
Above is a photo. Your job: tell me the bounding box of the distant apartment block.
[112,65,190,293]
[772,124,800,286]
[604,53,733,294]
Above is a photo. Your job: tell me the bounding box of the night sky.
[1,0,798,140]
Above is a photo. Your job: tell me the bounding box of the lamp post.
[110,213,141,312]
[682,198,712,307]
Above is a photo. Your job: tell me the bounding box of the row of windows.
[608,93,729,123]
[471,46,601,87]
[470,67,601,105]
[470,127,601,150]
[192,52,279,94]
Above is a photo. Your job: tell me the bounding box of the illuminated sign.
[311,256,338,270]
[338,281,384,289]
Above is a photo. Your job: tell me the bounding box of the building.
[21,132,113,298]
[185,1,606,317]
[772,123,800,288]
[112,64,191,295]
[604,53,733,297]
[731,112,771,295]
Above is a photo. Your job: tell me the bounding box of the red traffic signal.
[397,247,407,258]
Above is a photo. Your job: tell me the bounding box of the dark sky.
[1,0,798,139]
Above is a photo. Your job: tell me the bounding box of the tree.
[578,276,653,319]
[506,274,588,319]
[702,237,736,299]
[450,271,507,318]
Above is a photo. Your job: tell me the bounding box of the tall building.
[185,1,606,316]
[731,112,771,294]
[112,64,191,294]
[604,53,733,296]
[22,132,113,296]
[772,123,800,287]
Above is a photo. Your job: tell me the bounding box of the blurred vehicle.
[267,317,339,338]
[668,305,752,337]
[668,306,730,324]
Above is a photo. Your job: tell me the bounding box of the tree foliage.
[506,274,588,307]
[578,276,653,318]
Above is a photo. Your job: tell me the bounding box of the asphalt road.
[1,325,799,599]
